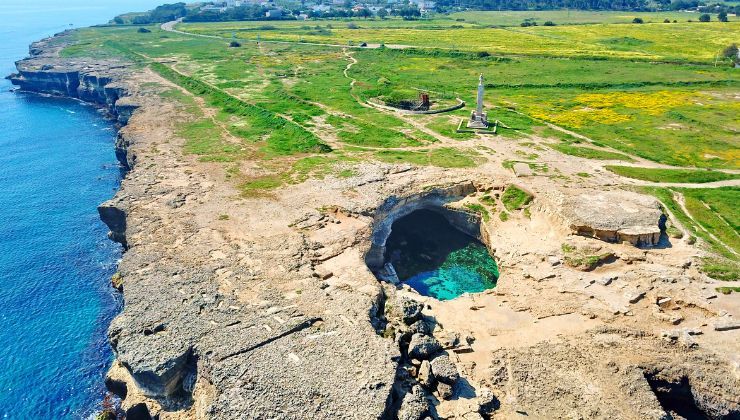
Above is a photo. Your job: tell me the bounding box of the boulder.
[430,353,459,385]
[400,297,423,325]
[436,382,453,400]
[418,360,434,388]
[408,319,432,336]
[398,385,431,420]
[478,388,499,416]
[440,332,460,348]
[597,275,617,286]
[408,334,442,360]
[547,189,663,247]
[626,290,646,304]
[714,319,740,331]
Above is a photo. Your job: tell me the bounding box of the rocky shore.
[11,31,740,419]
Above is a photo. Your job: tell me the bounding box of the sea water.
[384,209,499,301]
[0,1,161,417]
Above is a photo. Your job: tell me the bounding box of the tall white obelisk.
[467,74,489,129]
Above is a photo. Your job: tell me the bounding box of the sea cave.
[369,207,498,300]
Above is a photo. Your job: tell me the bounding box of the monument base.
[457,118,498,134]
[467,111,489,129]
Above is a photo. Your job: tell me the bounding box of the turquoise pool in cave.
[384,209,498,300]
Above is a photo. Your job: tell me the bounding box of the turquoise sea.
[0,1,161,417]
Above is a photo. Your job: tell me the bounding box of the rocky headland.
[11,31,740,419]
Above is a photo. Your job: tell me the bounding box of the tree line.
[115,0,738,24]
[436,0,739,11]
[438,0,647,10]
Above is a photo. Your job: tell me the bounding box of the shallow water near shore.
[0,1,161,417]
[384,209,498,300]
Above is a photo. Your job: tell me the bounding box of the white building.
[409,0,436,10]
[202,4,228,12]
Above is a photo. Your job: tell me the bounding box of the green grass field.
[63,21,739,169]
[645,186,739,280]
[606,166,740,183]
[179,20,740,63]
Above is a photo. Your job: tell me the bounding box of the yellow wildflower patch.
[575,91,698,115]
[531,107,631,128]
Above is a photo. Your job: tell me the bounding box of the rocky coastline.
[9,35,136,246]
[9,33,463,419]
[11,31,740,420]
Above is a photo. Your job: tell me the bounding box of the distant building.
[265,9,283,18]
[311,4,331,11]
[226,0,244,7]
[409,0,435,10]
[202,4,228,12]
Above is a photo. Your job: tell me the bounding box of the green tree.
[722,43,738,59]
[718,11,728,22]
[356,7,372,18]
[632,17,643,23]
[397,5,420,18]
[377,8,388,18]
[699,13,710,22]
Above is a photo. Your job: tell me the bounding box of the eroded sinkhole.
[369,208,498,300]
[644,371,713,420]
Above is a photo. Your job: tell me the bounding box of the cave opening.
[380,209,498,300]
[644,372,711,420]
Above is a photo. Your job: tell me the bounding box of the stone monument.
[467,74,489,129]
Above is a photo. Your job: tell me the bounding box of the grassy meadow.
[179,20,740,63]
[606,166,740,183]
[60,13,739,278]
[646,186,739,280]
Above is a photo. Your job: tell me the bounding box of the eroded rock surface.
[546,189,664,246]
[483,328,740,419]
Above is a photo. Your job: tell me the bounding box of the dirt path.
[621,178,740,189]
[342,49,466,146]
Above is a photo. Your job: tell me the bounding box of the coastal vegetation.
[501,185,534,211]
